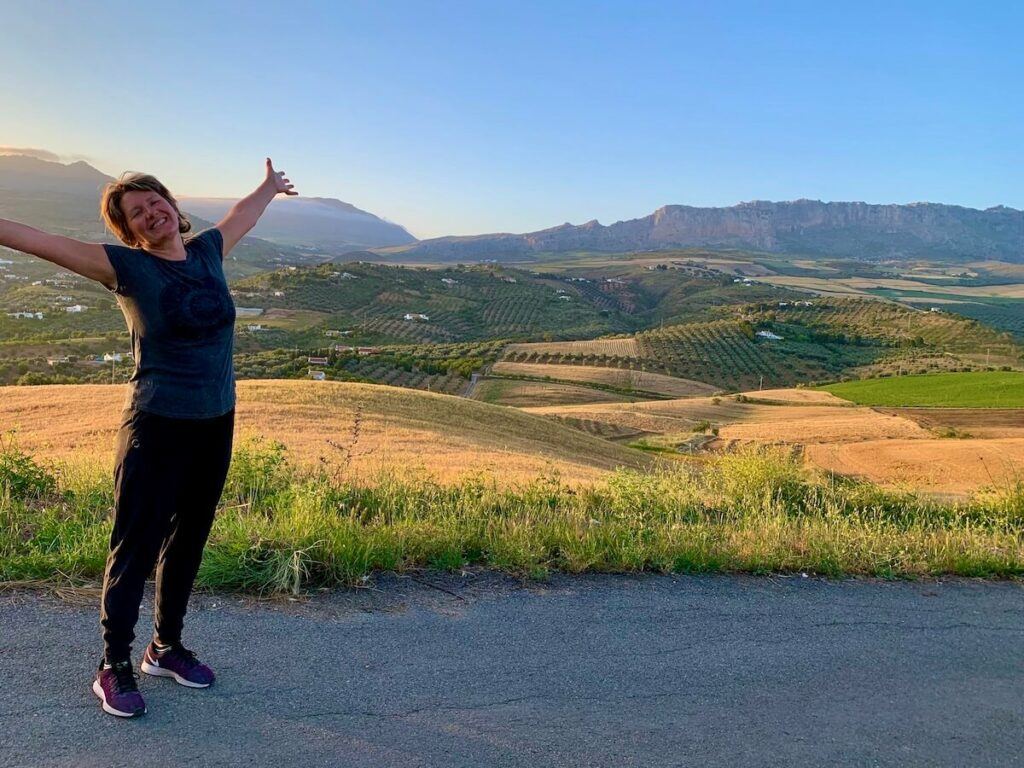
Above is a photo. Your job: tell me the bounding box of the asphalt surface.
[1,573,1022,767]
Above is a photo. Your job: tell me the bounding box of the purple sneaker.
[141,642,215,688]
[92,660,146,718]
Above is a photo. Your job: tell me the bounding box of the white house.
[309,370,326,381]
[65,305,87,313]
[757,330,784,341]
[403,313,429,321]
[8,311,43,319]
[441,278,458,285]
[103,353,124,363]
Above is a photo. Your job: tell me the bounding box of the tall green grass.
[2,436,1022,594]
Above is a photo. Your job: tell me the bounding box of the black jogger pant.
[100,407,234,663]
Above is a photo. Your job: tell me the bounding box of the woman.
[0,158,296,718]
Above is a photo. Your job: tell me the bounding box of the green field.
[822,371,1024,407]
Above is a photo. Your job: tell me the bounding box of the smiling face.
[120,190,180,249]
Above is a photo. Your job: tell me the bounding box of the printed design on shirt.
[158,277,236,340]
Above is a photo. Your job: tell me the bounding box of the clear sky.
[1,0,1021,239]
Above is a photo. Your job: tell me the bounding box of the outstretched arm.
[0,218,115,290]
[216,158,297,257]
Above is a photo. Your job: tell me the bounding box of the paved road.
[1,573,1022,767]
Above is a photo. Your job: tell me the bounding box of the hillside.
[392,200,1024,263]
[499,298,1024,391]
[0,380,653,485]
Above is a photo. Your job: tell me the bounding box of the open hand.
[265,158,297,196]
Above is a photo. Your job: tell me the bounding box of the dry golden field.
[503,337,641,358]
[490,361,719,397]
[805,439,1024,494]
[877,408,1024,439]
[526,389,1024,495]
[0,381,652,485]
[526,395,929,444]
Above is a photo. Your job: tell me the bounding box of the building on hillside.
[46,356,72,366]
[357,346,381,356]
[756,330,784,341]
[309,370,326,381]
[103,353,124,363]
[236,307,264,317]
[403,313,429,321]
[246,324,266,332]
[308,356,329,366]
[7,311,43,319]
[558,295,571,301]
[65,305,87,313]
[441,278,458,285]
[325,329,353,337]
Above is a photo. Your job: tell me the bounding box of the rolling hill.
[0,380,653,485]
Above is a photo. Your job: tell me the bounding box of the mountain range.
[393,200,1024,263]
[3,153,1022,265]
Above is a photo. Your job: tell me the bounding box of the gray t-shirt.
[103,228,236,418]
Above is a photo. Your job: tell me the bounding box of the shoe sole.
[92,680,146,718]
[140,659,212,688]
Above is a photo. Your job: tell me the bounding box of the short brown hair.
[100,172,191,247]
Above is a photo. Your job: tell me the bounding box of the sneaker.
[141,642,215,688]
[92,660,146,718]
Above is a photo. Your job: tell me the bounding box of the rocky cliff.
[400,200,1024,262]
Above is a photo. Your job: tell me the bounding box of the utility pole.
[758,375,763,391]
[110,354,115,385]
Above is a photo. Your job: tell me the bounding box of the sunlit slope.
[0,381,652,484]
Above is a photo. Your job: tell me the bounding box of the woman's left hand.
[264,158,298,196]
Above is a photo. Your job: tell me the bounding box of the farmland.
[500,298,1022,392]
[525,375,1024,495]
[822,371,1024,408]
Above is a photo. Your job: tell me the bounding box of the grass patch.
[2,438,1023,593]
[821,371,1024,408]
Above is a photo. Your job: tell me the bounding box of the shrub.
[0,435,57,500]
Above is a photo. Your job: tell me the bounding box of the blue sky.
[1,0,1020,238]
